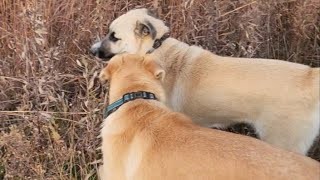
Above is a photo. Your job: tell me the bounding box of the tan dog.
[91,8,320,155]
[98,54,319,180]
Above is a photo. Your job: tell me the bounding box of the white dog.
[91,8,320,155]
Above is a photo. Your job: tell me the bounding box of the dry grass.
[0,0,319,179]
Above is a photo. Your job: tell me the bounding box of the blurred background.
[0,0,319,179]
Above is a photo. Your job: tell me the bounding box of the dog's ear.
[144,58,165,81]
[134,20,156,39]
[99,60,119,82]
[99,64,111,82]
[147,8,159,18]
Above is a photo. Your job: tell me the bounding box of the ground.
[0,0,319,179]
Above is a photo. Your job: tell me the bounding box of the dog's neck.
[108,83,165,105]
[148,38,195,104]
[104,82,168,133]
[149,37,194,77]
[150,38,189,62]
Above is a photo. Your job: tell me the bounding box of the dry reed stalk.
[0,0,319,178]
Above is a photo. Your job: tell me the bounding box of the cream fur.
[151,38,320,154]
[98,54,320,180]
[91,8,320,155]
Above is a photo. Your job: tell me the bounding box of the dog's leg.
[98,165,106,180]
[256,110,320,154]
[209,123,227,130]
[226,123,260,139]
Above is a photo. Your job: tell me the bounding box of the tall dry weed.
[0,0,319,179]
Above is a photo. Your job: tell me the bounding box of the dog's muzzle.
[90,41,101,55]
[90,42,115,60]
[97,49,115,60]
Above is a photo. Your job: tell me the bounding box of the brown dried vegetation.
[0,0,319,179]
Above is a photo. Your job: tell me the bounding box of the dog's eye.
[109,32,120,42]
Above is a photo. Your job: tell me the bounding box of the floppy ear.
[144,59,165,81]
[99,55,124,82]
[134,21,156,39]
[99,65,111,82]
[99,61,119,82]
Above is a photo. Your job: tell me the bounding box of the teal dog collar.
[104,91,157,118]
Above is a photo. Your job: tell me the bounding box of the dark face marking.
[145,20,157,39]
[109,32,120,42]
[97,39,115,60]
[135,20,157,40]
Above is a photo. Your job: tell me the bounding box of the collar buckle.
[153,39,161,49]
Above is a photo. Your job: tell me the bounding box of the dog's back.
[128,109,319,180]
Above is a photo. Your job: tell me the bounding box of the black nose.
[97,49,106,58]
[97,48,115,60]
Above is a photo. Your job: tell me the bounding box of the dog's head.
[91,8,169,60]
[99,53,166,102]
